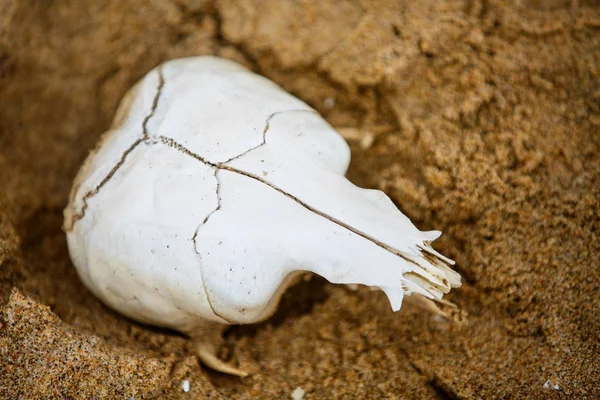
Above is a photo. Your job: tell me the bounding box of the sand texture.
[1,0,599,398]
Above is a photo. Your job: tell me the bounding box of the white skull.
[64,57,460,376]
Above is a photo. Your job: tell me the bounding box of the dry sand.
[1,0,599,398]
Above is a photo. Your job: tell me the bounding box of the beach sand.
[1,1,598,398]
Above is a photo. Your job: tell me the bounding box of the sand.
[1,0,599,398]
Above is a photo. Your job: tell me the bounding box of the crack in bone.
[142,69,165,139]
[155,136,457,299]
[201,169,223,226]
[154,135,217,166]
[65,67,165,232]
[221,109,319,165]
[191,169,222,253]
[65,138,145,232]
[191,168,235,324]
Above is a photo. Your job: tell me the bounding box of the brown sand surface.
[1,0,599,398]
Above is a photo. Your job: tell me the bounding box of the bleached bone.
[64,57,461,377]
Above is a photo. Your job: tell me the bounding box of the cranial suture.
[64,56,461,377]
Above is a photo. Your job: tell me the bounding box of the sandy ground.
[1,0,599,398]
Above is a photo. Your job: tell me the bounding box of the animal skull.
[64,57,461,376]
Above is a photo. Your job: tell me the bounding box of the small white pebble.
[291,386,305,400]
[182,380,190,393]
[553,384,559,390]
[336,127,362,141]
[359,132,375,150]
[543,380,550,389]
[433,314,445,322]
[346,283,359,291]
[323,97,335,109]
